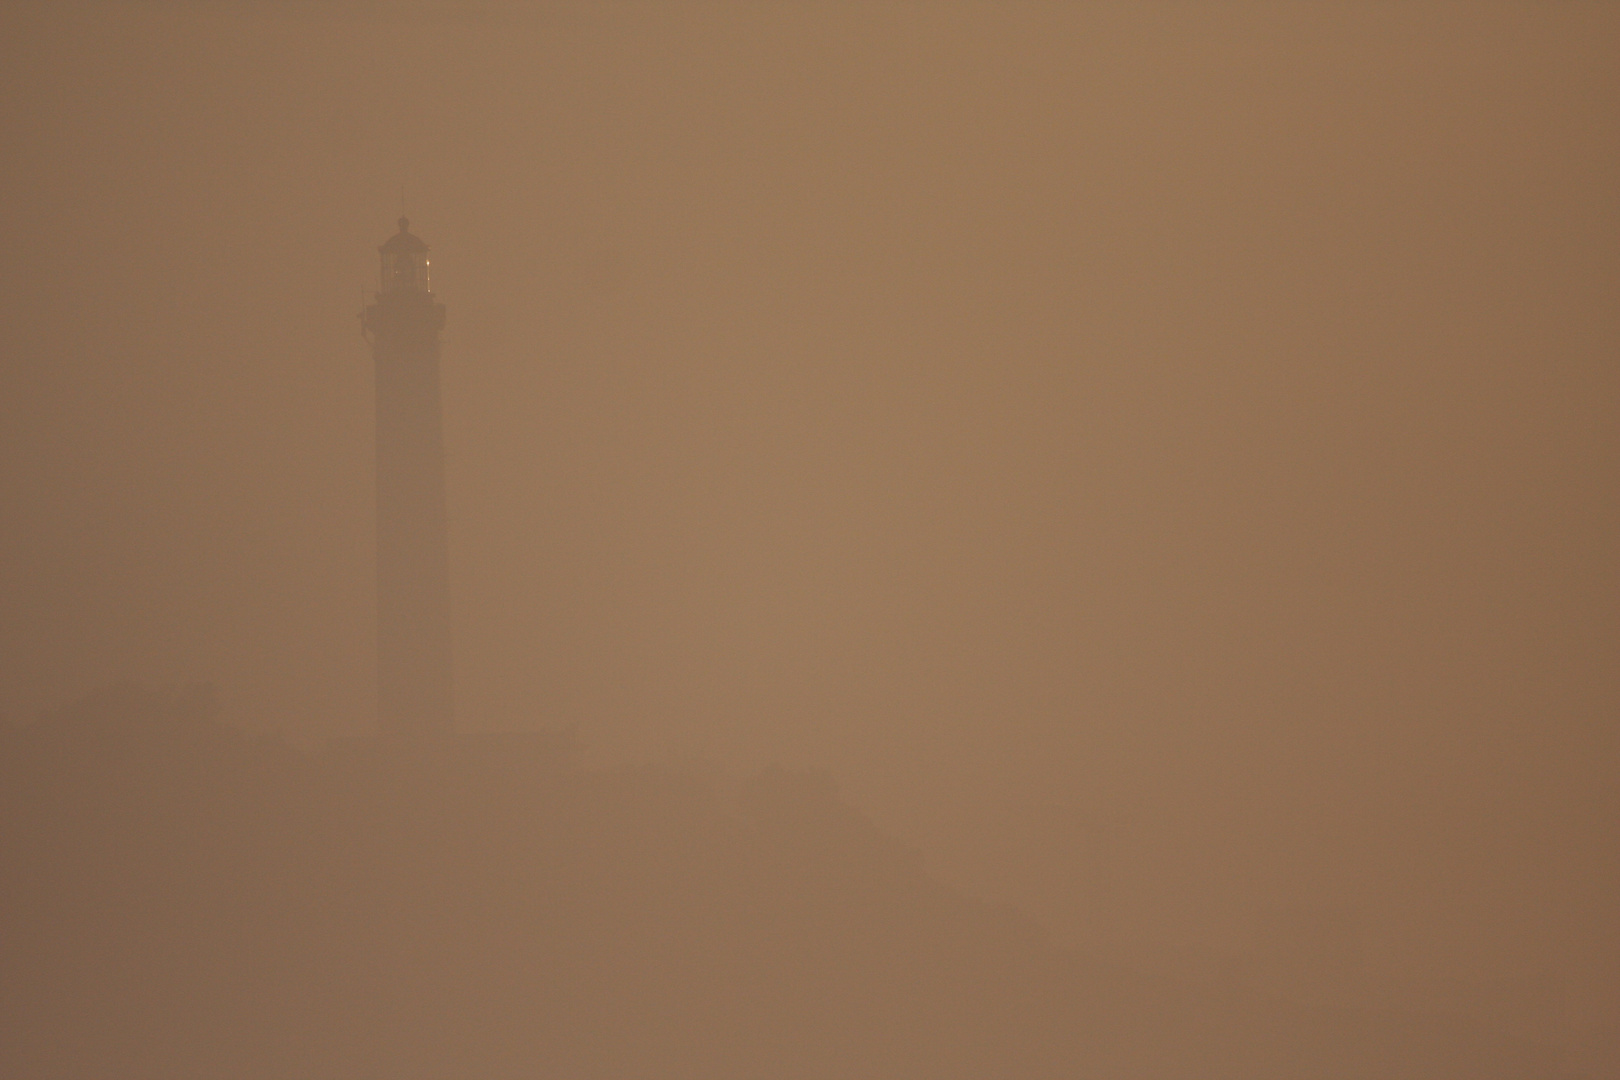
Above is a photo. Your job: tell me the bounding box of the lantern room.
[379,216,432,293]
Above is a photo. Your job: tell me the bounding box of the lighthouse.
[362,217,453,736]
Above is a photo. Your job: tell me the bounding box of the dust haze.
[1,2,1615,1076]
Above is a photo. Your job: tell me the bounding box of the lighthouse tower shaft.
[363,218,452,736]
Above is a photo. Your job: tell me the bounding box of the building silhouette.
[362,218,453,735]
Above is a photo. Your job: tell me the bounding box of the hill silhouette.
[0,683,1577,1078]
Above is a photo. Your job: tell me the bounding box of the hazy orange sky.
[2,0,1615,1052]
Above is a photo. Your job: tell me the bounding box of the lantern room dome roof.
[379,216,429,254]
